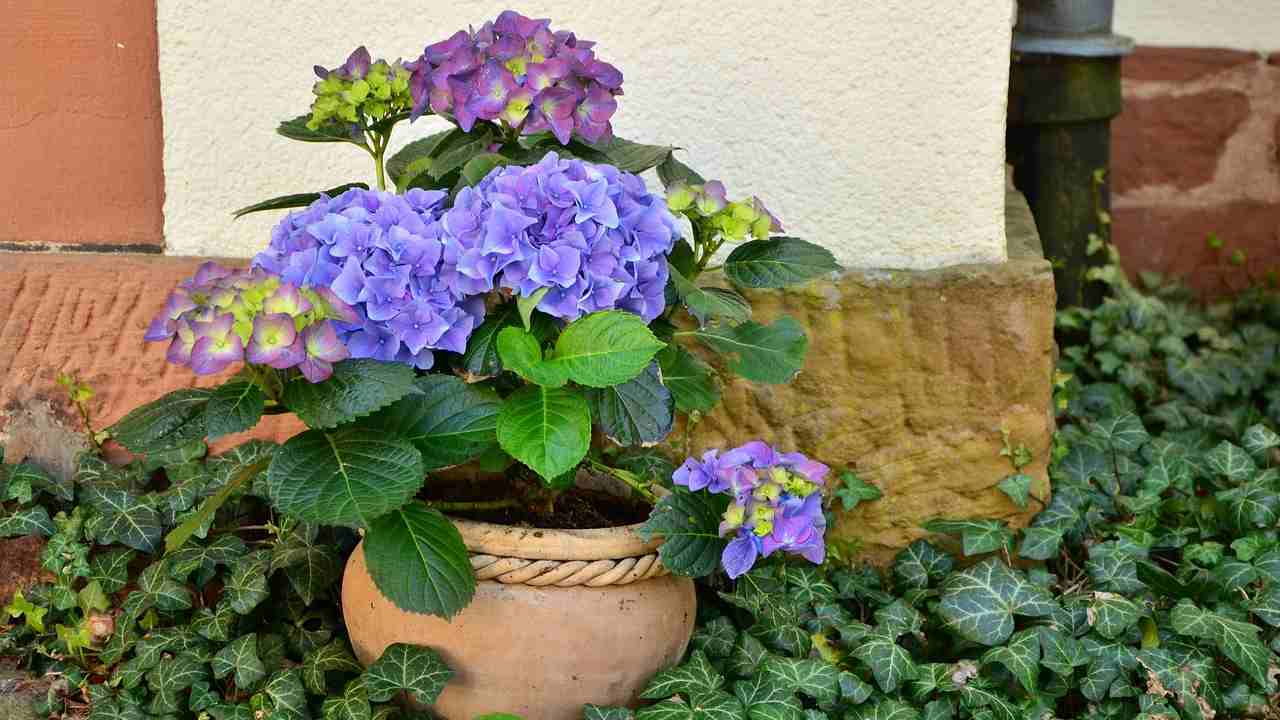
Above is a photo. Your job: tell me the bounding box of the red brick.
[0,1,164,247]
[1113,203,1280,296]
[1112,89,1250,193]
[1123,46,1259,84]
[0,253,302,451]
[1267,51,1280,67]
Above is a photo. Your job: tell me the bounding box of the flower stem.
[427,498,520,512]
[588,459,659,505]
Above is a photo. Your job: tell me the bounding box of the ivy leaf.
[981,628,1040,693]
[224,551,271,615]
[548,310,666,387]
[690,318,808,385]
[922,518,1012,556]
[303,640,363,695]
[723,238,839,289]
[640,650,724,699]
[0,506,54,538]
[362,374,502,472]
[635,694,745,720]
[322,679,373,720]
[1242,423,1280,461]
[874,600,923,638]
[733,675,803,720]
[107,388,213,454]
[266,427,424,528]
[191,601,239,642]
[1037,626,1088,677]
[1055,442,1108,484]
[83,485,162,552]
[270,525,340,605]
[11,462,73,502]
[145,653,208,715]
[363,643,453,705]
[585,706,635,720]
[168,535,248,582]
[938,558,1057,646]
[892,540,954,590]
[136,560,192,612]
[760,657,841,705]
[1017,525,1064,561]
[1204,441,1257,483]
[658,344,721,414]
[496,385,592,483]
[996,474,1033,509]
[213,633,267,690]
[261,669,309,719]
[640,487,730,577]
[364,503,476,619]
[1088,413,1149,452]
[859,701,922,720]
[1219,481,1280,531]
[1215,615,1273,686]
[831,470,882,512]
[692,617,738,659]
[282,359,416,430]
[729,633,771,677]
[588,362,674,447]
[206,381,266,441]
[88,549,136,594]
[850,631,917,693]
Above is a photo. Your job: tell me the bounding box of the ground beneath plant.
[421,471,651,529]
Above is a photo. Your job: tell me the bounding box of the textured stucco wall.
[1115,1,1279,51]
[157,0,1013,270]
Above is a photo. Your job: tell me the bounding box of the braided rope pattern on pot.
[468,552,669,587]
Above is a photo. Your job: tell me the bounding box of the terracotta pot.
[342,516,697,720]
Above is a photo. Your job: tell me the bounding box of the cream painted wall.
[157,1,1013,269]
[1115,2,1279,52]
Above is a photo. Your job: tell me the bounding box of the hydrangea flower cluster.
[450,152,677,321]
[666,180,784,242]
[674,441,829,578]
[309,47,414,131]
[405,10,624,144]
[145,262,356,382]
[253,188,486,370]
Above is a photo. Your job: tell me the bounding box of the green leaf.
[996,474,1033,509]
[1017,526,1064,561]
[82,485,162,552]
[1242,423,1280,460]
[669,263,751,327]
[1037,626,1088,677]
[362,375,501,471]
[938,558,1057,646]
[270,525,340,605]
[892,540,954,590]
[922,518,1012,556]
[224,551,271,614]
[588,362,674,446]
[518,287,551,331]
[266,427,424,527]
[213,633,266,690]
[364,503,475,619]
[497,326,570,387]
[88,549,135,594]
[496,385,591,482]
[832,470,882,512]
[689,318,808,385]
[165,451,271,553]
[1205,440,1258,483]
[168,534,248,581]
[1219,481,1280,530]
[231,183,368,219]
[548,311,666,387]
[1088,413,1149,452]
[584,136,674,173]
[585,706,635,720]
[303,640,363,694]
[1215,615,1273,686]
[860,701,921,720]
[322,679,372,720]
[641,650,724,699]
[723,238,838,289]
[981,628,1040,693]
[261,669,309,719]
[191,601,238,641]
[658,344,721,414]
[0,505,53,537]
[206,381,265,440]
[282,359,416,430]
[107,388,213,454]
[388,130,457,191]
[692,617,738,659]
[657,154,705,189]
[277,115,366,145]
[430,128,497,180]
[11,462,73,502]
[363,642,453,704]
[640,487,730,577]
[136,561,192,611]
[850,631,917,693]
[760,657,840,705]
[733,675,803,720]
[459,152,510,187]
[460,305,519,379]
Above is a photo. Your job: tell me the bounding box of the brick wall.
[1113,47,1280,295]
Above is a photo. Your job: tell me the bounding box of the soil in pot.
[420,471,651,529]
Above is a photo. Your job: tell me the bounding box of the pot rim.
[448,515,662,561]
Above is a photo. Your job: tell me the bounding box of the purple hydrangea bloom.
[404,10,624,144]
[254,188,487,370]
[445,152,677,322]
[672,441,830,578]
[145,262,355,382]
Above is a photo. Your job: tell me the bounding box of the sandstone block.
[1123,47,1259,85]
[1112,89,1251,193]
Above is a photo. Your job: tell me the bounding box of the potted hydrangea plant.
[115,10,838,718]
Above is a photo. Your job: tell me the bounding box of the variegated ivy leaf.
[849,631,916,693]
[836,671,873,706]
[873,600,923,638]
[1088,412,1149,453]
[728,632,771,678]
[168,534,248,581]
[271,523,340,605]
[692,617,738,659]
[635,693,745,720]
[732,674,803,720]
[81,485,162,553]
[1204,440,1257,483]
[954,684,1018,720]
[136,560,192,612]
[1211,559,1258,591]
[224,550,271,615]
[363,642,452,705]
[303,639,364,695]
[212,633,267,690]
[892,540,954,590]
[981,627,1040,693]
[1215,614,1274,686]
[134,626,205,668]
[1251,584,1280,627]
[207,703,255,720]
[88,548,135,595]
[858,700,923,720]
[584,706,635,720]
[921,518,1012,557]
[1055,441,1108,485]
[1036,626,1088,677]
[1242,423,1280,461]
[760,657,840,705]
[641,649,724,699]
[996,473,1033,509]
[1017,525,1064,561]
[145,652,208,715]
[191,601,239,642]
[784,566,836,606]
[938,558,1057,646]
[1085,540,1145,594]
[0,505,54,537]
[1217,481,1280,531]
[9,462,74,502]
[1088,592,1139,639]
[322,679,373,720]
[1080,636,1135,701]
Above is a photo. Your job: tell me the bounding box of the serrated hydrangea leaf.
[206,381,266,441]
[1037,626,1088,677]
[641,650,724,699]
[364,503,475,618]
[212,633,266,690]
[496,385,591,482]
[81,485,161,552]
[266,427,424,528]
[723,238,839,289]
[322,679,372,720]
[1204,441,1257,483]
[893,540,954,590]
[692,616,738,658]
[224,551,271,614]
[850,631,917,693]
[496,326,570,387]
[588,362,674,447]
[548,311,665,387]
[303,639,363,694]
[1242,424,1280,460]
[0,505,53,537]
[938,558,1057,646]
[282,359,416,429]
[260,669,308,719]
[639,488,730,577]
[922,518,1012,556]
[362,375,501,471]
[690,318,808,385]
[733,675,803,720]
[362,642,453,704]
[1017,525,1064,561]
[1088,413,1149,452]
[657,344,720,414]
[981,628,1040,693]
[107,388,213,453]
